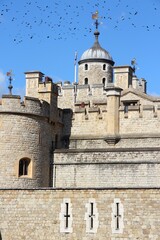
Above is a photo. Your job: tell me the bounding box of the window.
[122,101,138,113]
[111,198,124,234]
[103,64,106,70]
[85,64,88,70]
[60,198,73,233]
[85,199,99,233]
[102,78,106,87]
[19,158,30,177]
[84,78,88,85]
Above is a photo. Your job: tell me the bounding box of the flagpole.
[74,51,77,83]
[74,51,78,104]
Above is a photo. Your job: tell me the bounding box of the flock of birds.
[0,0,159,44]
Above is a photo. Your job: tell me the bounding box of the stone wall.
[53,149,160,188]
[0,95,54,188]
[78,62,112,85]
[0,189,159,240]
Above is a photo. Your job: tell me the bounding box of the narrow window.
[85,199,99,233]
[89,202,94,229]
[103,64,106,70]
[60,198,73,233]
[84,78,88,85]
[115,203,121,230]
[102,78,106,87]
[111,198,124,234]
[64,203,70,229]
[19,158,30,176]
[85,64,88,70]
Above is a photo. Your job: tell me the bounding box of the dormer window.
[84,78,88,85]
[122,100,138,113]
[85,64,88,70]
[103,64,106,70]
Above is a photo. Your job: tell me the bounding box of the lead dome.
[79,30,114,65]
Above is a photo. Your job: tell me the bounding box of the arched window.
[103,64,106,70]
[84,78,88,85]
[19,158,31,177]
[85,64,88,70]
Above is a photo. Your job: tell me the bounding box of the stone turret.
[78,30,114,86]
[0,94,54,188]
[0,70,64,189]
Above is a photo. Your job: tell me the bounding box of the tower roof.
[79,30,114,65]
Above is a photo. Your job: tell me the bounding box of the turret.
[0,94,54,188]
[25,71,59,122]
[78,29,114,87]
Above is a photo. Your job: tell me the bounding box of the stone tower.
[0,72,61,189]
[78,29,114,87]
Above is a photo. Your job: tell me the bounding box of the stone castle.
[0,25,160,240]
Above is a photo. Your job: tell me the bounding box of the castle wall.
[58,85,75,109]
[0,189,159,240]
[71,110,108,137]
[62,102,160,140]
[78,62,112,85]
[68,136,160,149]
[53,149,160,188]
[0,95,54,188]
[119,106,160,134]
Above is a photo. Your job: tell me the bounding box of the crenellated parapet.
[0,95,50,119]
[58,81,108,110]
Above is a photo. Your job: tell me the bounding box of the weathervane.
[6,70,13,95]
[92,11,100,30]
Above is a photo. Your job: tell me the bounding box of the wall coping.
[54,147,160,153]
[0,187,160,191]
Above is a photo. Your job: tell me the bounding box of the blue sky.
[0,0,160,97]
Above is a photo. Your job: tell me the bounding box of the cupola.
[78,23,114,86]
[79,30,114,66]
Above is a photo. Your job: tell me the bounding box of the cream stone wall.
[71,111,108,137]
[25,71,44,98]
[78,62,112,85]
[68,136,160,149]
[114,66,133,90]
[58,86,75,109]
[53,149,160,188]
[0,189,159,240]
[119,108,160,134]
[0,95,54,188]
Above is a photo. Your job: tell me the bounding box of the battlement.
[120,103,160,118]
[72,102,160,119]
[0,95,50,118]
[39,77,58,95]
[62,99,160,139]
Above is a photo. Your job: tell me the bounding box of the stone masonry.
[0,27,160,239]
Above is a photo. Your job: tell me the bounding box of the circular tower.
[0,95,54,189]
[78,29,114,87]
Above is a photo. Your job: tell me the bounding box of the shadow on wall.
[61,109,73,149]
[0,232,2,240]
